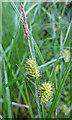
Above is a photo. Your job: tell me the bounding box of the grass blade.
[33,39,50,79]
[2,45,33,118]
[26,3,38,16]
[27,81,42,117]
[39,56,64,68]
[48,61,71,118]
[3,60,13,118]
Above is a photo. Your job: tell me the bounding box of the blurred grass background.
[1,1,72,119]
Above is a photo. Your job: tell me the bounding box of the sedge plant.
[21,3,55,118]
[2,2,71,119]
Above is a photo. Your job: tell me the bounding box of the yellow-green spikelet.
[38,82,53,104]
[26,57,40,79]
[63,50,70,62]
[62,104,68,115]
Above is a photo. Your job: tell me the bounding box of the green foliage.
[2,2,71,119]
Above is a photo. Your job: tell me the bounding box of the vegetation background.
[1,1,72,119]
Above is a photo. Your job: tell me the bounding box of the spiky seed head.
[38,82,54,104]
[63,50,70,62]
[25,57,40,79]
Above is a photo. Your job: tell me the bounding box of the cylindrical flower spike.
[38,82,54,104]
[25,57,40,79]
[21,3,29,41]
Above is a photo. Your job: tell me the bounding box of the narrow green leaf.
[2,45,33,118]
[33,39,50,79]
[3,77,21,88]
[26,3,38,16]
[41,6,52,19]
[39,56,64,68]
[48,61,71,118]
[3,60,12,118]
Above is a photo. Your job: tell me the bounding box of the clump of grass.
[2,2,71,119]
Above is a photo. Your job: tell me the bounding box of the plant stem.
[42,104,45,118]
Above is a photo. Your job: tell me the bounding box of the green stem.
[28,39,40,117]
[42,104,45,118]
[28,40,33,59]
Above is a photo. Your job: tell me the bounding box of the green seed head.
[25,57,40,79]
[55,64,60,72]
[38,82,54,104]
[62,104,68,115]
[63,50,70,62]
